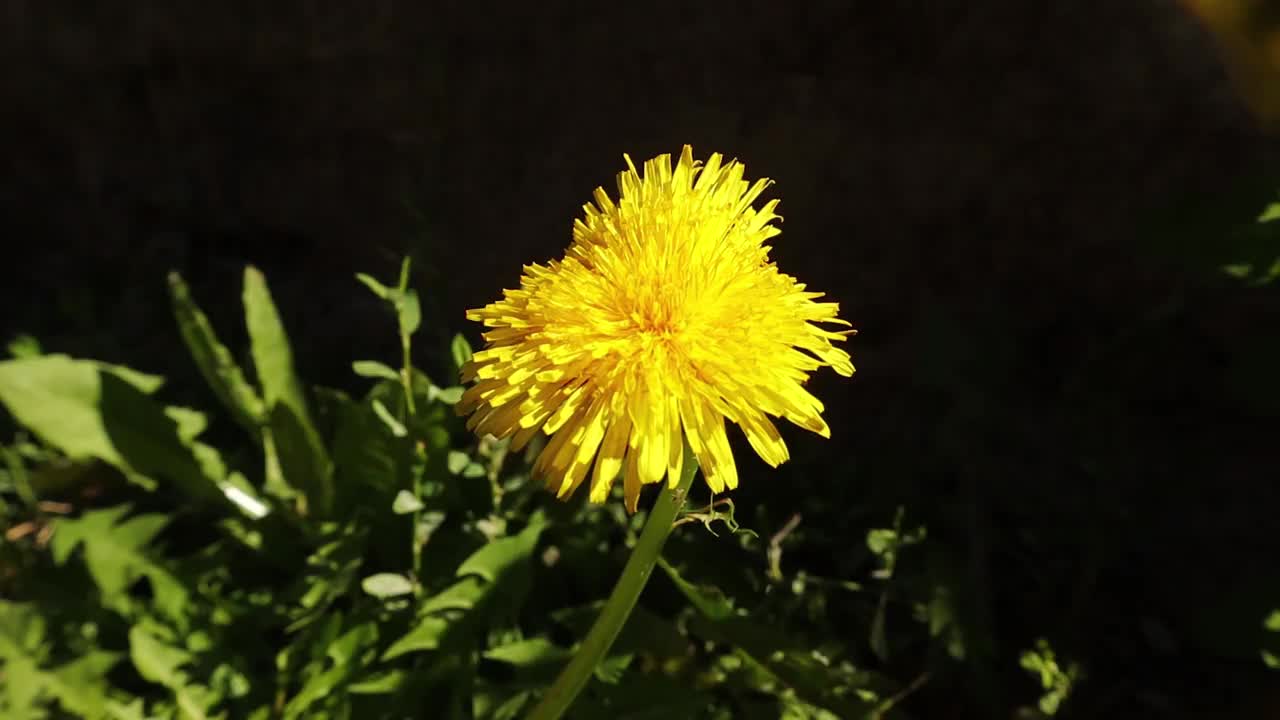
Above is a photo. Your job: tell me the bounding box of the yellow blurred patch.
[1182,0,1280,127]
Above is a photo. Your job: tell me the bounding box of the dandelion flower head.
[459,146,854,511]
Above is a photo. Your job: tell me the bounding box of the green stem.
[527,443,698,720]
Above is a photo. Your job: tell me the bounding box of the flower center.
[626,289,688,339]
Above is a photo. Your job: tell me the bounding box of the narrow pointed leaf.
[168,272,265,436]
[243,266,333,516]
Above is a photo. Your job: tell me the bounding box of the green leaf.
[50,505,190,620]
[432,385,465,405]
[283,622,379,720]
[476,688,533,720]
[164,406,208,443]
[483,637,572,668]
[456,519,545,583]
[392,490,424,514]
[689,614,902,719]
[129,625,193,688]
[594,652,634,684]
[362,573,415,598]
[371,398,407,437]
[270,402,335,517]
[866,529,894,556]
[244,266,308,417]
[447,450,471,475]
[330,384,408,497]
[355,273,392,300]
[384,521,545,661]
[352,360,400,381]
[348,669,409,695]
[168,271,265,436]
[657,557,736,621]
[0,356,225,503]
[327,621,379,666]
[450,333,474,376]
[22,651,121,719]
[244,266,334,516]
[105,698,149,720]
[1266,610,1280,632]
[0,602,121,720]
[288,523,368,631]
[6,333,41,359]
[0,601,46,659]
[1149,187,1280,286]
[261,429,293,502]
[93,362,166,394]
[419,577,488,615]
[396,288,422,338]
[381,617,452,660]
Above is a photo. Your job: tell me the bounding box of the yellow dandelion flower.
[458,146,854,512]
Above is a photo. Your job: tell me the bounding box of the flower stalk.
[527,443,699,720]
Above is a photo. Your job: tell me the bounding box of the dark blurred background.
[4,1,1280,717]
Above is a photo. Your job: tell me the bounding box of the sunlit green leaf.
[432,385,465,405]
[371,398,407,437]
[287,523,368,631]
[168,271,265,436]
[456,519,544,583]
[419,577,488,615]
[392,490,424,514]
[6,333,41,359]
[93,362,166,395]
[0,604,121,720]
[483,637,571,668]
[50,505,190,621]
[447,450,470,475]
[352,360,400,381]
[164,406,208,443]
[355,273,392,300]
[128,625,193,689]
[0,355,224,503]
[1266,610,1280,632]
[348,669,409,695]
[396,288,422,338]
[244,266,334,517]
[283,622,378,720]
[450,333,473,376]
[362,573,415,599]
[381,617,451,660]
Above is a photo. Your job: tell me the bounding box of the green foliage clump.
[0,261,940,719]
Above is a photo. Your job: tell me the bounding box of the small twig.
[770,512,803,546]
[875,671,932,717]
[767,512,802,581]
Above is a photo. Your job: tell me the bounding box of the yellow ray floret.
[459,146,855,512]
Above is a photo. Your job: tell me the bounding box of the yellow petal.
[666,395,685,488]
[590,412,631,503]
